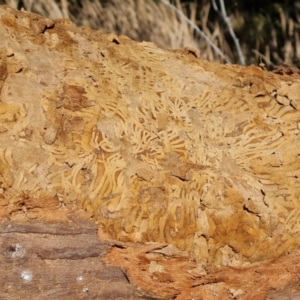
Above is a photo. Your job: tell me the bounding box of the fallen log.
[1,4,300,299]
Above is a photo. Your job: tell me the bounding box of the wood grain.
[0,217,141,300]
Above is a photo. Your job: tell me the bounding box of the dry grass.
[2,0,300,67]
[0,0,231,63]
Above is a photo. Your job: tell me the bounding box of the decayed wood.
[107,243,300,299]
[2,4,300,299]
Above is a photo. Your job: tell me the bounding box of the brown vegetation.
[2,0,300,67]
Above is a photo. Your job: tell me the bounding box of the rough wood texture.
[1,5,300,299]
[0,216,140,299]
[0,195,149,299]
[107,243,300,299]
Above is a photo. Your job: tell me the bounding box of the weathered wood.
[107,243,300,299]
[0,216,141,300]
[2,4,300,265]
[1,4,300,299]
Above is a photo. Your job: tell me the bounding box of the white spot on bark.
[21,270,32,281]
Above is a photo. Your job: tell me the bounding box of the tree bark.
[0,216,141,300]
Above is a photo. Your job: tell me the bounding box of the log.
[0,199,145,299]
[1,4,300,299]
[107,243,300,299]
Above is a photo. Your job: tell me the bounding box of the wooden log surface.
[0,215,143,300]
[1,4,300,299]
[0,194,148,299]
[107,243,300,300]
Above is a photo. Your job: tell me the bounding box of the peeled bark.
[1,4,300,299]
